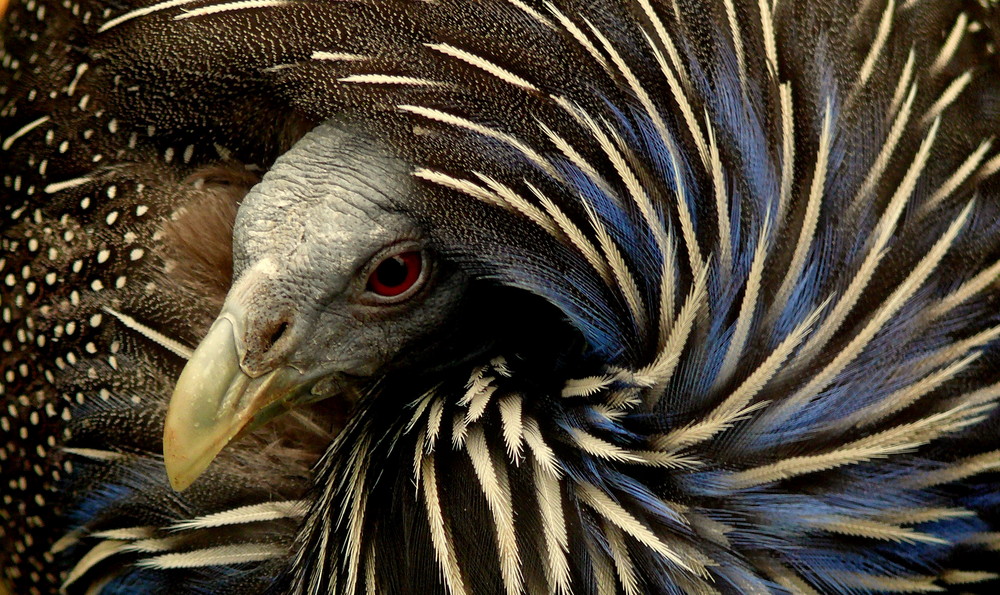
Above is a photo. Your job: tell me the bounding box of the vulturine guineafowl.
[5,0,1000,592]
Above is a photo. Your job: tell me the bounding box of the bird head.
[164,123,468,490]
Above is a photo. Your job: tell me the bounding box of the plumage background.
[4,0,1000,593]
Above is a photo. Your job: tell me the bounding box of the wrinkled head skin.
[163,123,466,490]
[232,124,464,378]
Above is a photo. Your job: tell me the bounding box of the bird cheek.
[305,323,382,376]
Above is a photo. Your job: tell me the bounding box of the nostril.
[242,316,294,374]
[265,321,290,353]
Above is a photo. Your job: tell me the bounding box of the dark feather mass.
[4,0,1000,593]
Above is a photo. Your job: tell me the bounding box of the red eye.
[367,251,424,298]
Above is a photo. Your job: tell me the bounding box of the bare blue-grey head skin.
[164,124,466,490]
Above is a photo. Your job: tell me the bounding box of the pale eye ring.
[365,250,425,301]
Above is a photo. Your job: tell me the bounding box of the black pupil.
[376,256,410,288]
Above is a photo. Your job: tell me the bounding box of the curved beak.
[163,315,320,491]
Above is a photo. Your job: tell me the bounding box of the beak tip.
[163,451,210,493]
[162,422,234,492]
[167,471,195,493]
[163,435,198,492]
[168,476,196,492]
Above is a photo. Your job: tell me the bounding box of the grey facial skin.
[163,123,465,490]
[232,124,461,377]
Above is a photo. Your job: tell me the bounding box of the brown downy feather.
[157,162,259,326]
